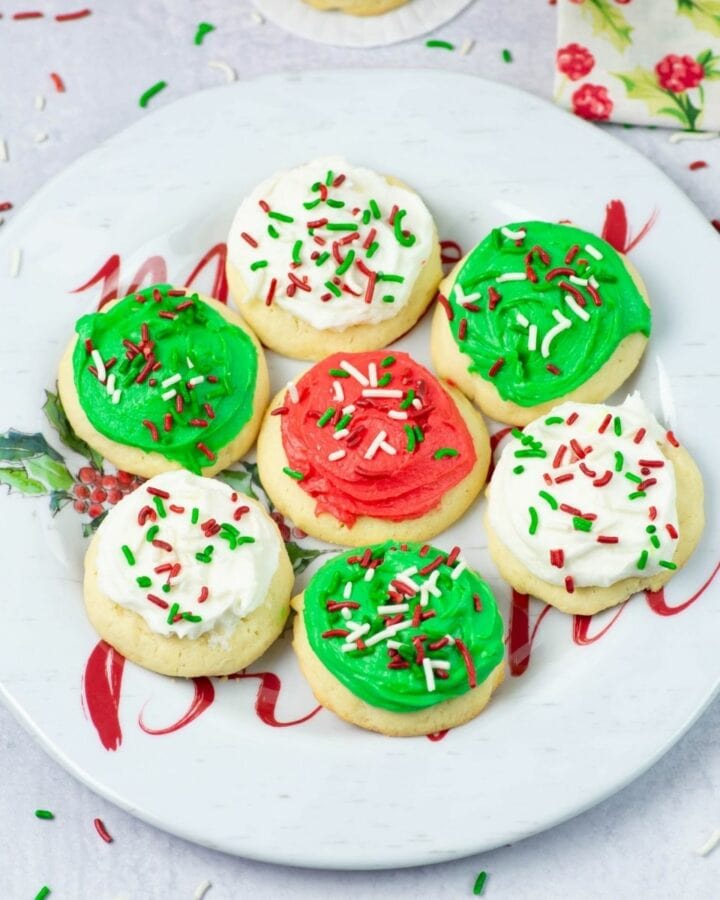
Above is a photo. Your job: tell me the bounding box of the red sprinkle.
[198,586,209,604]
[147,594,169,609]
[666,430,680,448]
[146,487,170,499]
[13,11,44,19]
[322,629,350,639]
[566,412,578,425]
[142,419,159,442]
[552,444,567,469]
[419,555,444,576]
[597,535,619,544]
[666,523,679,539]
[175,300,194,312]
[637,477,657,492]
[598,413,612,434]
[546,364,561,376]
[258,199,270,212]
[689,160,708,171]
[189,418,209,428]
[137,505,156,526]
[560,503,583,516]
[550,549,564,568]
[649,506,658,521]
[458,317,468,340]
[233,505,250,521]
[555,473,574,484]
[93,818,113,844]
[152,540,173,552]
[638,459,664,468]
[446,546,461,566]
[564,576,575,594]
[569,439,586,459]
[565,244,580,264]
[473,593,483,612]
[488,286,501,311]
[579,462,597,478]
[55,8,91,21]
[633,428,646,444]
[454,639,477,689]
[592,470,612,487]
[241,231,258,248]
[168,504,185,514]
[488,357,505,378]
[270,406,288,416]
[196,442,216,461]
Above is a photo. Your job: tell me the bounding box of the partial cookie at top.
[431,221,651,426]
[226,156,442,360]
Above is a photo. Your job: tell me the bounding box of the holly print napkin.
[555,0,720,131]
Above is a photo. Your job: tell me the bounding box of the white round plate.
[0,70,718,870]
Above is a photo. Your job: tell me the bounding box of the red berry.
[557,43,594,81]
[117,470,134,485]
[107,489,123,504]
[88,503,104,518]
[79,466,100,484]
[292,527,307,540]
[73,484,90,499]
[101,475,119,489]
[656,54,704,93]
[73,499,88,513]
[90,487,107,503]
[572,84,614,121]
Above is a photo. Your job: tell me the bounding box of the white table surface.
[1,2,719,897]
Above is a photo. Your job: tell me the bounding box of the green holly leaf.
[216,464,259,501]
[82,510,107,538]
[0,429,63,463]
[0,467,46,495]
[49,490,73,514]
[42,388,103,470]
[614,68,694,126]
[677,0,720,37]
[285,541,326,576]
[24,454,74,492]
[0,428,74,497]
[581,0,633,52]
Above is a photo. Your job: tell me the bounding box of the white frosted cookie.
[226,156,441,359]
[486,394,704,615]
[84,470,293,677]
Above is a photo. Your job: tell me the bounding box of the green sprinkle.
[366,241,379,258]
[326,223,358,231]
[528,506,539,535]
[325,169,334,185]
[393,209,416,247]
[121,545,135,566]
[139,80,167,109]
[361,209,371,225]
[637,550,648,570]
[136,576,152,588]
[433,448,459,459]
[250,260,268,271]
[573,516,592,532]
[513,465,525,474]
[646,525,656,533]
[268,211,294,223]
[35,888,51,900]
[539,490,558,510]
[193,21,215,45]
[146,525,159,542]
[336,413,352,431]
[315,251,331,266]
[400,389,415,410]
[628,491,647,500]
[625,472,642,483]
[377,372,392,387]
[235,536,256,545]
[161,583,171,593]
[414,425,425,443]
[167,603,180,624]
[329,368,350,377]
[191,507,199,524]
[221,522,240,537]
[502,48,513,62]
[303,198,322,210]
[377,273,405,283]
[335,249,355,275]
[182,612,203,622]
[268,224,280,239]
[35,810,54,820]
[153,495,167,518]
[369,199,381,219]
[405,424,416,452]
[544,416,564,425]
[195,545,214,563]
[311,181,322,192]
[659,560,677,570]
[317,407,335,427]
[613,416,622,436]
[381,355,396,367]
[650,535,661,549]
[382,295,395,303]
[515,449,547,459]
[292,240,303,265]
[327,198,345,209]
[325,280,342,297]
[283,467,304,480]
[426,39,455,50]
[473,871,488,895]
[614,451,624,472]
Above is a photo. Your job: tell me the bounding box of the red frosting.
[280,351,477,525]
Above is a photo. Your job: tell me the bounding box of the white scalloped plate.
[0,70,718,869]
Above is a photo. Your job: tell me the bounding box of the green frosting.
[72,284,258,473]
[303,541,504,713]
[446,221,651,407]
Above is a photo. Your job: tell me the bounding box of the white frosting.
[488,393,680,589]
[95,470,282,639]
[227,156,436,330]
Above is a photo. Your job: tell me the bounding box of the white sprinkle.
[362,389,403,398]
[364,627,397,648]
[91,349,107,383]
[565,293,590,322]
[341,608,352,620]
[459,38,475,56]
[342,404,355,415]
[589,275,599,289]
[162,373,181,388]
[431,660,451,671]
[333,429,349,440]
[423,658,436,692]
[193,880,212,900]
[496,272,527,283]
[363,568,375,582]
[584,244,603,261]
[377,604,409,615]
[161,389,177,401]
[450,559,467,580]
[516,313,529,328]
[397,566,418,581]
[250,9,265,24]
[569,275,588,286]
[106,373,116,396]
[412,398,423,410]
[696,828,720,856]
[669,129,719,143]
[540,309,572,358]
[346,623,370,642]
[186,356,194,369]
[111,389,122,405]
[328,449,346,462]
[340,360,369,386]
[188,375,205,386]
[392,619,415,633]
[343,582,353,600]
[378,440,396,456]
[501,226,526,241]
[286,381,299,403]
[332,381,344,402]
[364,430,388,459]
[445,634,456,646]
[418,570,441,606]
[34,131,48,144]
[9,248,22,277]
[0,139,8,162]
[454,284,482,306]
[386,640,403,650]
[341,643,358,653]
[388,410,408,420]
[208,60,237,82]
[528,324,538,352]
[35,94,46,110]
[368,362,378,387]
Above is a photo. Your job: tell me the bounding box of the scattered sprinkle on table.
[34,131,49,144]
[194,22,215,45]
[0,139,7,163]
[93,817,113,843]
[193,880,212,900]
[669,130,719,143]
[250,10,264,25]
[0,202,13,212]
[207,60,236,83]
[35,809,54,820]
[696,827,720,856]
[426,40,455,51]
[473,870,488,894]
[139,80,167,109]
[35,94,46,110]
[712,219,720,233]
[9,247,22,277]
[689,160,708,171]
[459,39,475,56]
[50,72,66,92]
[35,888,51,900]
[55,8,91,21]
[502,48,513,63]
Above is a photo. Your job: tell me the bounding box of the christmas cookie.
[84,470,293,677]
[257,351,491,546]
[431,221,651,426]
[303,0,409,13]
[226,157,442,360]
[58,284,269,478]
[292,541,505,736]
[486,394,704,616]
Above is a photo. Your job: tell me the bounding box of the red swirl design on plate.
[81,640,125,751]
[281,351,477,526]
[573,604,628,645]
[138,677,215,735]
[229,671,322,727]
[601,200,658,255]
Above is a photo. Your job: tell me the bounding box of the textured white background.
[1,2,719,898]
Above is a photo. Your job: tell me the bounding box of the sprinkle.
[546,364,561,376]
[363,388,403,398]
[35,94,46,110]
[34,889,51,900]
[502,48,513,62]
[488,357,505,378]
[328,450,346,462]
[633,427,646,444]
[283,467,304,480]
[538,490,558,510]
[433,448,459,459]
[55,8,91,21]
[550,549,564,568]
[196,442,215,462]
[584,244,603,260]
[659,560,677,570]
[340,360,370,386]
[207,59,236,82]
[573,516,592,532]
[437,293,454,321]
[459,38,475,56]
[121,545,135,565]
[0,140,7,162]
[49,72,66,92]
[695,828,720,856]
[473,871,488,895]
[142,419,159,442]
[35,809,54,820]
[250,260,268,271]
[194,881,213,900]
[528,506,539,535]
[286,381,300,404]
[501,226,526,240]
[194,21,215,45]
[666,430,680,448]
[637,550,648,570]
[497,271,526,283]
[10,247,22,277]
[317,407,335,428]
[93,817,113,843]
[139,81,167,109]
[669,130,719,143]
[454,639,477,688]
[564,576,575,593]
[565,293,590,321]
[426,40,455,51]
